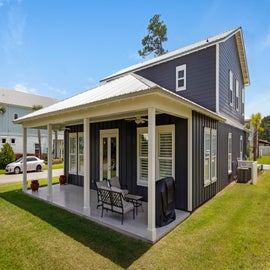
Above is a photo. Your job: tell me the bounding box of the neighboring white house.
[0,88,63,158]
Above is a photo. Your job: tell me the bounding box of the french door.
[100,129,119,181]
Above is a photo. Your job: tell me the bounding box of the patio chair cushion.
[109,177,129,195]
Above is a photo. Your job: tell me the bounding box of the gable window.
[14,113,18,120]
[228,132,232,173]
[235,79,239,111]
[204,128,217,186]
[176,64,186,91]
[229,70,233,106]
[137,125,175,186]
[241,88,245,115]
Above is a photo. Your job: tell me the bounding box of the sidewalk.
[0,169,64,184]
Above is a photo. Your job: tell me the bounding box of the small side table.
[125,194,143,215]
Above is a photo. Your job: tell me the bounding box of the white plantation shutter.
[137,125,175,185]
[158,132,173,178]
[139,133,148,181]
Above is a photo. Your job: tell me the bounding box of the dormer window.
[176,64,186,91]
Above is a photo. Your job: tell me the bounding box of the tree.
[250,113,264,161]
[0,106,6,114]
[260,115,270,142]
[32,105,43,159]
[138,14,168,58]
[0,142,15,169]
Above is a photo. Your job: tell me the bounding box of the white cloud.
[14,83,38,94]
[41,82,69,96]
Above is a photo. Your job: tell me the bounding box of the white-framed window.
[69,132,84,175]
[236,80,239,111]
[11,138,16,144]
[204,128,211,185]
[228,132,232,173]
[204,128,217,186]
[137,125,175,186]
[241,88,245,115]
[240,135,243,160]
[211,129,217,181]
[69,133,77,174]
[176,64,186,91]
[229,70,233,106]
[78,132,84,175]
[1,138,6,144]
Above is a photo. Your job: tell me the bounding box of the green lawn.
[1,172,270,269]
[257,155,270,164]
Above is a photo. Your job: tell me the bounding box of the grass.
[257,155,270,164]
[1,173,270,269]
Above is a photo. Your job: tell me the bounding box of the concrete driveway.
[0,169,64,184]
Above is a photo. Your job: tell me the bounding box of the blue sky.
[0,0,269,118]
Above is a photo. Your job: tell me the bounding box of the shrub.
[0,143,15,169]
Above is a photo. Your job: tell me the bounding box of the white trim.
[229,70,233,106]
[216,44,220,113]
[176,64,186,91]
[236,79,239,111]
[228,132,232,174]
[204,127,211,186]
[137,124,175,187]
[83,118,90,214]
[147,107,156,242]
[99,129,119,181]
[47,123,53,200]
[69,133,77,174]
[22,128,27,192]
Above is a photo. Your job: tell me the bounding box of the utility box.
[237,167,251,183]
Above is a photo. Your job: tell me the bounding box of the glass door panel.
[100,129,118,181]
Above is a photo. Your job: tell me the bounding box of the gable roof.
[0,88,58,108]
[15,73,224,125]
[102,27,250,86]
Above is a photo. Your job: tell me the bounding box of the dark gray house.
[16,27,249,242]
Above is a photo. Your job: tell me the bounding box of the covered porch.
[15,74,223,242]
[26,184,190,243]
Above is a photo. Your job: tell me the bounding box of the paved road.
[0,169,64,184]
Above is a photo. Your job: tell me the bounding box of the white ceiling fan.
[125,115,148,125]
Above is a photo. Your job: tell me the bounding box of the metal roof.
[15,73,224,124]
[102,27,250,86]
[0,88,58,108]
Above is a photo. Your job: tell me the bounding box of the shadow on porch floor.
[26,184,190,243]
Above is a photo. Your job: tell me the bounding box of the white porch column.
[83,118,90,215]
[22,127,27,192]
[147,107,156,242]
[187,115,193,211]
[47,124,53,200]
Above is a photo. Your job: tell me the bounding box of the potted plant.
[59,175,66,185]
[30,180,39,191]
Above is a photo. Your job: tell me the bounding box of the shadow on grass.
[0,189,150,269]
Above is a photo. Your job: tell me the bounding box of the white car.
[5,156,45,174]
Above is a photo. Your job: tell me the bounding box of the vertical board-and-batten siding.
[217,122,247,191]
[192,111,218,210]
[136,46,217,112]
[219,35,245,125]
[65,115,188,211]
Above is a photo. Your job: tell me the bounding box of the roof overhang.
[14,86,225,130]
